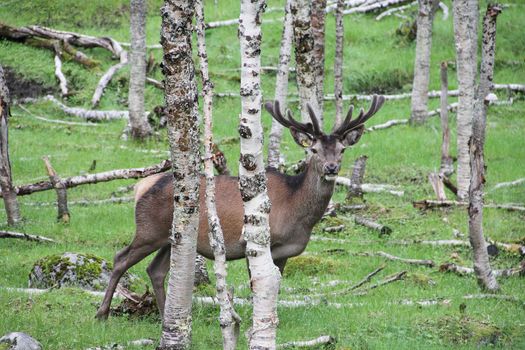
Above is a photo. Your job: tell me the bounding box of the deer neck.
[292,160,336,228]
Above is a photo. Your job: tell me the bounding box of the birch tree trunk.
[128,0,153,140]
[452,0,478,201]
[333,0,345,126]
[468,4,502,292]
[159,0,200,348]
[0,65,21,226]
[267,0,293,169]
[195,0,241,348]
[239,0,281,348]
[439,61,453,176]
[409,0,439,125]
[311,0,327,113]
[291,0,322,125]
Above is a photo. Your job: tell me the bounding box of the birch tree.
[195,0,241,348]
[239,0,281,348]
[128,0,152,140]
[409,0,439,125]
[158,0,200,348]
[452,0,478,200]
[468,4,502,292]
[333,0,345,126]
[311,0,327,112]
[291,0,322,125]
[0,65,21,226]
[267,0,293,169]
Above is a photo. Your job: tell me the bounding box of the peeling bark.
[195,0,240,348]
[467,4,502,292]
[409,0,439,125]
[0,66,21,226]
[42,156,70,223]
[291,0,322,125]
[128,0,153,140]
[159,0,201,348]
[267,0,293,169]
[239,0,281,347]
[452,0,478,200]
[333,0,345,126]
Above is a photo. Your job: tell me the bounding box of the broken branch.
[0,230,56,243]
[354,216,392,236]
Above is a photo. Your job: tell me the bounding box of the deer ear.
[290,127,314,148]
[341,125,365,147]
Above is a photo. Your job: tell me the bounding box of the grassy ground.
[0,0,524,349]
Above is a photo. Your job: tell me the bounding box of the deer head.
[265,95,385,181]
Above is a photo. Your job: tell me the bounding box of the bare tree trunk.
[468,4,502,292]
[452,0,478,201]
[195,1,240,348]
[128,0,153,140]
[311,0,327,113]
[267,0,293,169]
[0,66,21,226]
[333,0,345,127]
[291,0,322,125]
[42,156,70,223]
[409,0,439,124]
[239,0,281,348]
[159,0,200,348]
[346,155,367,200]
[439,61,454,176]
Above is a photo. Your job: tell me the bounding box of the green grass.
[0,0,524,349]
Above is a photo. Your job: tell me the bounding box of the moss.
[0,343,10,350]
[408,272,436,288]
[284,256,343,277]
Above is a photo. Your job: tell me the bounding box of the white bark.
[375,1,417,20]
[239,0,281,348]
[42,156,70,223]
[311,0,327,112]
[54,52,68,96]
[195,0,240,348]
[452,0,478,201]
[334,0,345,126]
[343,0,411,14]
[128,0,152,139]
[0,65,21,226]
[92,49,128,108]
[410,0,439,124]
[267,0,293,169]
[159,2,200,347]
[468,4,502,292]
[0,230,55,243]
[42,95,129,121]
[439,61,453,176]
[291,0,322,124]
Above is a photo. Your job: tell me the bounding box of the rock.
[28,253,136,291]
[0,332,42,350]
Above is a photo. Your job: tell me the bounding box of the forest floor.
[0,0,524,349]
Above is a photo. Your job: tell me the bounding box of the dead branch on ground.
[323,225,345,233]
[0,230,56,243]
[15,105,99,126]
[374,251,435,267]
[354,216,392,236]
[413,199,525,212]
[491,178,525,191]
[353,270,407,295]
[336,177,404,196]
[277,335,335,349]
[42,156,70,223]
[428,172,446,201]
[375,1,416,20]
[440,262,524,278]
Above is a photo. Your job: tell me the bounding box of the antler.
[332,95,385,137]
[265,100,323,137]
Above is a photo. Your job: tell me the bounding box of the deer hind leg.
[146,244,171,319]
[95,238,163,320]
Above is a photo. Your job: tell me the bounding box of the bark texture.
[439,61,453,176]
[0,65,21,226]
[128,0,153,140]
[468,4,502,292]
[333,0,345,126]
[346,155,367,200]
[195,0,240,348]
[291,0,322,125]
[159,1,200,347]
[452,0,478,200]
[409,0,439,124]
[267,0,293,169]
[42,156,69,223]
[311,0,327,112]
[239,0,281,348]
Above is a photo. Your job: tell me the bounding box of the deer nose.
[324,162,339,174]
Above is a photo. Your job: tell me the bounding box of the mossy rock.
[284,256,342,277]
[0,332,42,350]
[28,252,136,291]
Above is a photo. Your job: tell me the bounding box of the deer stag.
[95,95,385,320]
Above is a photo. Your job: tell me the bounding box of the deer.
[95,95,385,320]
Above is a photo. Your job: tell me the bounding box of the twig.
[491,178,525,191]
[354,271,407,295]
[0,230,56,243]
[346,265,385,291]
[53,48,68,96]
[413,199,525,212]
[323,225,345,233]
[374,251,434,267]
[440,262,525,277]
[354,216,392,236]
[277,335,335,349]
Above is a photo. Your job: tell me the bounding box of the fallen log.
[91,48,128,107]
[354,216,392,236]
[375,251,435,267]
[277,336,335,349]
[0,230,56,243]
[24,196,134,207]
[343,0,413,15]
[54,48,68,96]
[85,339,154,350]
[392,239,525,256]
[15,105,99,126]
[40,95,129,120]
[323,225,345,233]
[336,177,404,196]
[0,159,171,197]
[492,178,525,191]
[375,1,416,20]
[440,262,525,278]
[337,204,367,212]
[413,199,525,212]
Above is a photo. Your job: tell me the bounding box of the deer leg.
[96,239,163,320]
[273,257,288,275]
[146,244,171,319]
